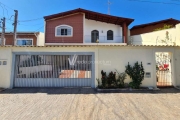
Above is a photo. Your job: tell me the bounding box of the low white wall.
[0,46,179,88]
[84,19,122,43]
[130,24,180,45]
[98,47,155,87]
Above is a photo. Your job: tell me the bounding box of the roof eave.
[131,18,180,30]
[44,8,134,26]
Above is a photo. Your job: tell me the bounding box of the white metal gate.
[156,52,172,87]
[13,53,94,87]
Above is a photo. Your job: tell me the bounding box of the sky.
[0,0,180,32]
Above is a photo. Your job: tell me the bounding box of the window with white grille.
[16,39,33,46]
[55,25,73,37]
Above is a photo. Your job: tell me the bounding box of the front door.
[91,30,99,43]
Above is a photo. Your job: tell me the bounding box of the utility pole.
[1,17,5,46]
[13,10,18,46]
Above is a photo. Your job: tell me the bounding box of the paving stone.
[0,88,180,120]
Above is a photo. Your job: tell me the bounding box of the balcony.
[84,35,124,44]
[45,35,126,46]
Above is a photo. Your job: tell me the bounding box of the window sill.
[16,45,33,46]
[55,35,73,37]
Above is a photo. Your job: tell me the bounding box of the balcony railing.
[84,35,123,43]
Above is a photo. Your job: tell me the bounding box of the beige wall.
[174,48,180,86]
[98,47,155,87]
[0,48,12,88]
[0,46,179,88]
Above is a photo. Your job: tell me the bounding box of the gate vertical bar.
[60,55,63,86]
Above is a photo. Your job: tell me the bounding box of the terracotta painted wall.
[4,34,37,45]
[45,13,83,43]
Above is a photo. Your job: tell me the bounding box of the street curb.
[0,88,6,92]
[174,86,180,90]
[96,88,160,92]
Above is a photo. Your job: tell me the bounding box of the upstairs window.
[55,25,73,37]
[16,39,33,46]
[107,30,113,40]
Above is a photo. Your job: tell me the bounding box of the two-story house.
[4,8,135,88]
[44,8,134,45]
[3,8,180,89]
[0,32,44,46]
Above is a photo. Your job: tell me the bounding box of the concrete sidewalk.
[0,88,180,120]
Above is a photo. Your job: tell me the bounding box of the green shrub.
[125,62,145,89]
[96,78,103,88]
[96,70,126,89]
[101,70,108,88]
[107,71,116,87]
[115,70,127,88]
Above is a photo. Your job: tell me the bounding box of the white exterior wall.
[84,19,123,43]
[37,32,45,46]
[131,24,180,45]
[1,46,180,89]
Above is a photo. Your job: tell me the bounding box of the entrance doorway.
[155,52,172,87]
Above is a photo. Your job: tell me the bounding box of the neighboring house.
[44,8,134,45]
[130,18,180,36]
[129,19,180,88]
[130,19,180,45]
[0,32,44,46]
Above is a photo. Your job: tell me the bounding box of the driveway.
[0,88,180,120]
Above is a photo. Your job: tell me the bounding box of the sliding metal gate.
[13,53,94,87]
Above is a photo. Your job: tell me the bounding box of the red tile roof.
[131,18,180,30]
[44,8,134,26]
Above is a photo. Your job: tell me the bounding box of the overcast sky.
[0,0,180,32]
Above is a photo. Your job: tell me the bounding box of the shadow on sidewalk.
[0,87,180,95]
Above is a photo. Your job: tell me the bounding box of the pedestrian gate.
[156,52,172,87]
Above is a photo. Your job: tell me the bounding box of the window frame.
[107,30,113,40]
[55,25,73,37]
[16,38,33,46]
